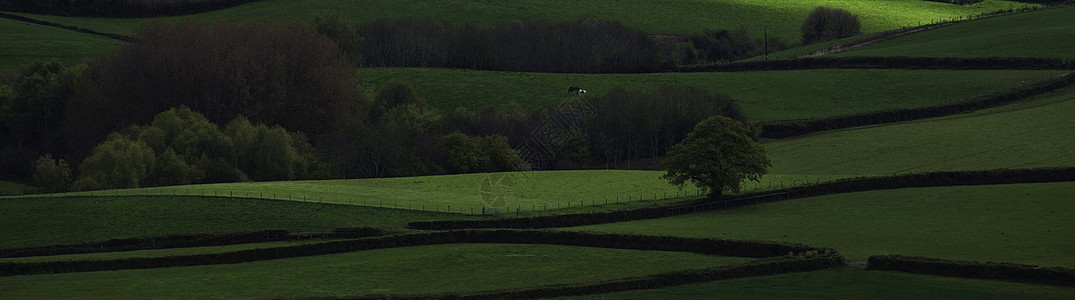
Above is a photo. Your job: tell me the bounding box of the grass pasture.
[766,84,1075,176]
[558,268,1075,300]
[358,68,1063,123]
[834,5,1075,59]
[0,240,343,263]
[567,182,1075,267]
[23,171,855,216]
[0,18,118,73]
[0,196,473,248]
[0,243,750,299]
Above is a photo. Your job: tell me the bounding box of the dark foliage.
[759,73,1075,138]
[63,19,361,164]
[684,25,791,63]
[802,7,861,44]
[0,0,257,17]
[869,255,1075,287]
[0,62,82,179]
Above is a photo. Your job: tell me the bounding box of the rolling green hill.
[833,5,1075,58]
[567,182,1075,267]
[0,18,118,73]
[358,68,1063,123]
[0,243,748,299]
[766,84,1075,176]
[4,0,1035,42]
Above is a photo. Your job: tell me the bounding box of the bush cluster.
[801,7,861,44]
[869,255,1075,287]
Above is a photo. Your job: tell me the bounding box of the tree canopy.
[662,116,770,198]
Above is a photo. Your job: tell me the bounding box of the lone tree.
[662,116,770,199]
[801,6,861,44]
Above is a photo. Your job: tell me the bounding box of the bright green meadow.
[4,0,1036,42]
[0,243,750,299]
[567,182,1075,267]
[766,84,1075,176]
[557,268,1075,300]
[835,5,1075,59]
[0,18,118,73]
[358,68,1062,123]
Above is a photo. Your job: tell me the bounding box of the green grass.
[0,18,118,73]
[567,182,1075,267]
[5,0,1036,42]
[766,84,1075,176]
[0,243,751,299]
[358,68,1062,123]
[557,268,1075,299]
[834,6,1075,58]
[0,196,474,248]
[0,239,345,263]
[20,171,850,217]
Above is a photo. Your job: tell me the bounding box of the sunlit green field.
[567,182,1075,267]
[765,85,1075,176]
[557,268,1075,300]
[834,5,1075,58]
[4,0,1035,42]
[0,243,750,299]
[359,68,1062,123]
[0,18,118,73]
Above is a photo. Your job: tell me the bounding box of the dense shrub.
[64,18,361,163]
[31,154,72,193]
[73,134,156,190]
[801,7,861,44]
[0,62,82,178]
[685,25,791,63]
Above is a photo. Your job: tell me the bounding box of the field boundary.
[0,230,834,276]
[0,12,131,41]
[868,255,1075,287]
[298,255,845,300]
[0,228,392,258]
[758,72,1075,138]
[409,167,1075,230]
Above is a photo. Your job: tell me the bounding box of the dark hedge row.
[682,57,1075,72]
[758,73,1075,138]
[301,255,846,300]
[869,255,1075,287]
[0,227,388,258]
[411,167,1075,230]
[0,12,130,41]
[0,230,832,276]
[0,0,256,18]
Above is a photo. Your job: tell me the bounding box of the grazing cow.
[568,86,581,94]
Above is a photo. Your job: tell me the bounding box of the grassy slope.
[358,68,1062,123]
[0,243,750,299]
[0,196,474,248]
[834,6,1075,59]
[0,240,342,263]
[766,84,1075,176]
[5,0,1034,42]
[0,19,117,73]
[567,182,1075,267]
[559,268,1075,300]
